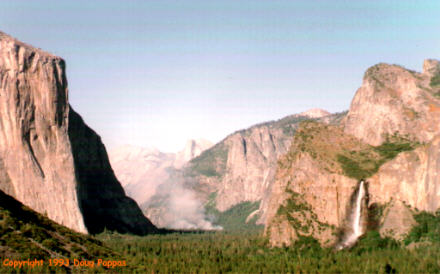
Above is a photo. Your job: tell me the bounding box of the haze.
[1,0,439,152]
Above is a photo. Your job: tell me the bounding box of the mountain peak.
[298,108,331,118]
[174,139,213,168]
[423,59,440,77]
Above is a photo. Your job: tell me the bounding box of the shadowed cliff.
[69,109,157,235]
[0,30,156,235]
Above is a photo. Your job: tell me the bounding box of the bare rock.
[297,108,331,119]
[379,200,416,240]
[0,31,156,234]
[344,61,440,146]
[423,59,440,77]
[265,60,440,246]
[215,125,290,212]
[369,134,440,213]
[264,123,362,246]
[174,139,213,169]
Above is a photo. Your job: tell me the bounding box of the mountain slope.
[186,110,343,218]
[0,190,115,262]
[143,109,345,229]
[265,59,440,247]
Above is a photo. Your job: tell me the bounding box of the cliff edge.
[0,31,156,234]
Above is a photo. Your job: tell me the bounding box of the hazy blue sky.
[1,1,439,152]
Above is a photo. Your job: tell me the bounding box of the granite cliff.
[265,59,440,246]
[0,31,156,234]
[142,108,344,229]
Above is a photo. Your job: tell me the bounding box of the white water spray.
[352,180,365,238]
[337,180,366,249]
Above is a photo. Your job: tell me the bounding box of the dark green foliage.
[0,190,118,272]
[276,191,310,217]
[206,201,263,232]
[374,141,415,160]
[276,190,330,235]
[96,231,440,273]
[337,139,417,180]
[368,203,385,230]
[188,143,228,177]
[405,211,440,245]
[352,231,399,254]
[430,74,440,87]
[337,154,377,179]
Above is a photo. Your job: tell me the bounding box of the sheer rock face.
[265,60,440,246]
[215,125,291,212]
[344,61,440,146]
[369,135,440,213]
[0,31,156,234]
[190,109,336,215]
[265,153,357,247]
[264,123,361,247]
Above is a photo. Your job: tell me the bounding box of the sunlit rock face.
[137,108,338,230]
[379,200,416,240]
[0,31,156,234]
[344,60,440,146]
[264,123,361,247]
[369,135,440,213]
[215,125,291,212]
[265,60,440,247]
[185,109,337,218]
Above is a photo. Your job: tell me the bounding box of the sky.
[1,1,439,152]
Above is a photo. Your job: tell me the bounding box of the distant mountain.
[142,108,345,230]
[297,108,331,118]
[109,139,213,207]
[174,139,214,169]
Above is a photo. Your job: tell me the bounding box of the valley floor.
[95,231,440,273]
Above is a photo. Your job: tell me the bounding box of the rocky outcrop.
[265,60,440,246]
[265,122,365,246]
[69,111,156,234]
[0,31,156,234]
[215,125,291,212]
[174,139,213,169]
[344,60,440,146]
[369,135,440,212]
[379,200,416,240]
[297,108,330,118]
[139,109,339,229]
[184,109,339,224]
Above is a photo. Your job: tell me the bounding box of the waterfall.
[336,180,366,250]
